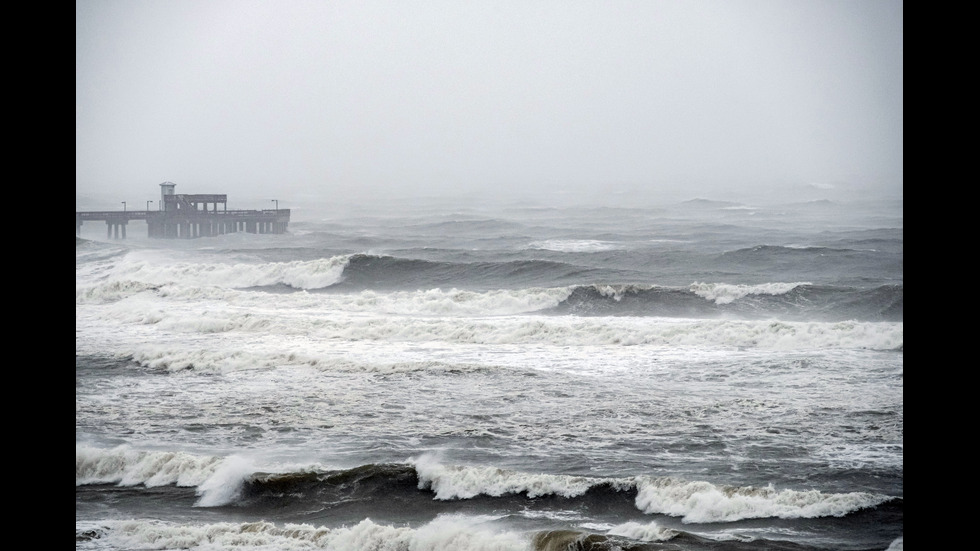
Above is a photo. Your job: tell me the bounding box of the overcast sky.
[76,0,902,210]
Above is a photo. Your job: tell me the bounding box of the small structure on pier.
[76,182,290,239]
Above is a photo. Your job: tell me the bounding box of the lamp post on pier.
[272,199,278,212]
[147,200,153,212]
[122,201,126,212]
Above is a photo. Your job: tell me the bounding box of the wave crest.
[634,476,892,523]
[75,444,222,487]
[689,281,808,305]
[412,454,605,500]
[77,517,529,551]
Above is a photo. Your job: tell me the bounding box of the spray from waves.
[591,284,658,300]
[76,444,223,488]
[78,265,576,315]
[410,454,891,523]
[77,445,291,507]
[195,455,260,506]
[84,283,485,324]
[76,308,904,373]
[77,446,897,525]
[553,282,902,322]
[125,336,506,372]
[80,253,352,293]
[77,283,576,320]
[104,306,904,358]
[284,286,573,316]
[632,476,892,523]
[79,246,900,321]
[606,520,680,542]
[334,253,613,290]
[76,280,167,304]
[75,445,250,507]
[411,453,628,500]
[689,281,809,305]
[76,516,530,551]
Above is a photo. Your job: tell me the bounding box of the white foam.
[324,287,574,316]
[195,455,258,507]
[78,274,573,316]
[75,445,264,508]
[633,477,892,523]
[689,281,809,305]
[77,517,530,551]
[411,453,610,499]
[76,305,904,374]
[527,239,619,252]
[594,284,656,301]
[606,520,679,542]
[75,444,222,488]
[89,296,903,347]
[78,252,351,294]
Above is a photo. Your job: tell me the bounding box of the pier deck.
[76,182,290,239]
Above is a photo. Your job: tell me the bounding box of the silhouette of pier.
[76,182,290,239]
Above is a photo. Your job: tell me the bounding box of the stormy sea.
[76,195,903,551]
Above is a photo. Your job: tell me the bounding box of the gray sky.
[76,0,902,210]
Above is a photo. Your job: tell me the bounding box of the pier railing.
[76,209,291,239]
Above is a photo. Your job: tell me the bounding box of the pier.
[76,182,290,239]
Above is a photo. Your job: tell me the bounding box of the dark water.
[76,197,902,550]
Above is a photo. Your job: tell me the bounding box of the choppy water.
[76,197,902,551]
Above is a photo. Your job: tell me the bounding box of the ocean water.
[76,196,903,551]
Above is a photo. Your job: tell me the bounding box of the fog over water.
[77,5,903,549]
[76,0,902,213]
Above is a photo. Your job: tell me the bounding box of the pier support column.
[106,221,127,239]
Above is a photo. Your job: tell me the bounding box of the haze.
[76,0,903,213]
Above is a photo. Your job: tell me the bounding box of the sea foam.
[689,281,809,305]
[412,454,605,499]
[75,444,221,488]
[76,517,530,551]
[633,476,892,523]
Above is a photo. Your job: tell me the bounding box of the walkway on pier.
[75,209,291,239]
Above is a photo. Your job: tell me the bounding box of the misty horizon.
[76,1,903,212]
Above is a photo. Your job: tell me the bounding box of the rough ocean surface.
[77,197,902,551]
